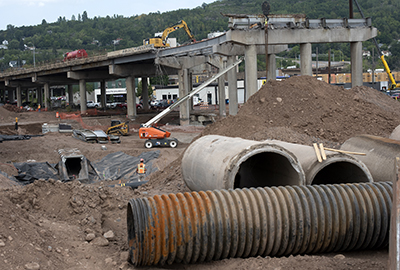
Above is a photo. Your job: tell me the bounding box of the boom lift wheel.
[169,139,178,148]
[144,140,153,149]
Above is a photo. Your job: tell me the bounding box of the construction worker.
[15,117,18,130]
[136,158,146,181]
[38,104,41,112]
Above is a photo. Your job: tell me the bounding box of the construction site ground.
[1,76,399,269]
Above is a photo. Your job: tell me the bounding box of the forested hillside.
[1,0,399,72]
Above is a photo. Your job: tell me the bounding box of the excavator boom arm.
[161,20,195,43]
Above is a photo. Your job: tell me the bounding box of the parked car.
[116,103,143,109]
[87,100,100,108]
[391,93,400,100]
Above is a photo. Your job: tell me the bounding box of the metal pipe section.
[127,182,393,266]
[268,140,373,185]
[341,135,400,182]
[181,135,306,191]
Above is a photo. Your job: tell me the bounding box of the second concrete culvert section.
[268,140,373,185]
[181,135,306,191]
[182,135,372,191]
[127,182,392,266]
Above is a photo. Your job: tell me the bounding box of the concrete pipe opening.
[65,157,82,178]
[233,151,303,188]
[310,158,373,185]
[268,140,373,185]
[182,135,305,191]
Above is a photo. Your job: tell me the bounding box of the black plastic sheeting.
[0,134,43,141]
[91,151,160,183]
[10,151,160,186]
[13,162,59,185]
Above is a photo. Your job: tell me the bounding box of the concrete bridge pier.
[141,77,149,110]
[100,81,106,109]
[25,89,29,104]
[245,44,258,101]
[44,83,50,110]
[227,56,238,116]
[218,57,227,117]
[351,41,363,87]
[179,68,190,126]
[79,80,86,114]
[67,85,73,107]
[300,43,312,76]
[16,86,22,107]
[126,76,137,119]
[37,87,43,108]
[267,54,276,80]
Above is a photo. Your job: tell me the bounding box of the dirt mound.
[3,104,27,113]
[202,76,400,145]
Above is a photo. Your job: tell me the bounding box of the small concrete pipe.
[341,135,400,182]
[181,135,305,191]
[268,140,373,185]
[127,182,393,266]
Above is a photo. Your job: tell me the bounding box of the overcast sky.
[0,0,214,30]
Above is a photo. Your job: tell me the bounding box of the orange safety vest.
[137,163,146,174]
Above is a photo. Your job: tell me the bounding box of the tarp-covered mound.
[10,151,159,185]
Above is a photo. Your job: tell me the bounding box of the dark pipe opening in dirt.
[234,152,301,188]
[65,157,82,178]
[312,161,370,185]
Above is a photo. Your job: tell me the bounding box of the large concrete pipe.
[127,182,392,266]
[341,135,400,182]
[268,140,373,185]
[181,135,305,191]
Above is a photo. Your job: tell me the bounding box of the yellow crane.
[143,20,196,48]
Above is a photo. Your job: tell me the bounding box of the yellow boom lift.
[143,20,196,48]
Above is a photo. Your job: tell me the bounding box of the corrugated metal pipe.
[127,182,392,266]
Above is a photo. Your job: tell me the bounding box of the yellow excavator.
[143,20,196,48]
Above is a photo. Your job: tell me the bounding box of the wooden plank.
[313,143,322,163]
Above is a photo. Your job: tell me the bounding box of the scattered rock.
[91,237,109,246]
[24,262,40,270]
[334,254,346,260]
[0,240,5,247]
[103,230,115,239]
[86,233,96,242]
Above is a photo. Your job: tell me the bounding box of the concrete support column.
[9,89,15,103]
[126,76,137,119]
[25,89,29,103]
[0,87,4,102]
[16,86,22,107]
[79,79,87,114]
[67,85,73,107]
[179,69,190,126]
[218,58,226,117]
[268,54,277,80]
[37,87,42,107]
[245,44,258,101]
[300,43,312,76]
[141,77,149,110]
[351,41,363,87]
[227,56,238,116]
[100,81,106,109]
[44,83,50,110]
[188,72,193,109]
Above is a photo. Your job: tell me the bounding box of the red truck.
[63,49,88,61]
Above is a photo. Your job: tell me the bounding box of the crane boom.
[142,57,243,128]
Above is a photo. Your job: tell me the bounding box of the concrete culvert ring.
[309,156,373,185]
[231,150,305,189]
[182,135,305,191]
